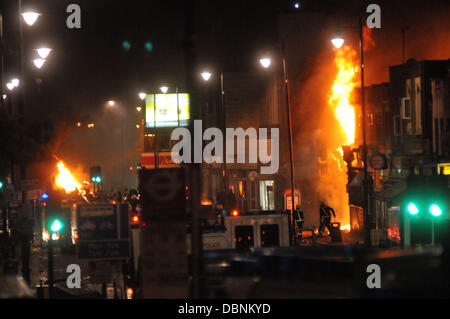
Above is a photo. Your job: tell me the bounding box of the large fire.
[55,160,83,193]
[324,44,359,233]
[328,45,358,146]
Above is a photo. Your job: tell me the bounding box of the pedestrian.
[293,204,305,239]
[215,204,226,226]
[319,201,336,236]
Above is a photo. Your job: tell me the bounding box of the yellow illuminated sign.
[437,163,450,175]
[145,93,190,128]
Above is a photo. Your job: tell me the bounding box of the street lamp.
[36,47,52,59]
[21,11,40,26]
[136,106,142,112]
[33,58,46,69]
[6,82,15,91]
[331,36,345,49]
[160,86,168,94]
[332,18,371,246]
[138,92,146,100]
[201,71,212,81]
[11,78,20,87]
[259,57,271,69]
[259,42,297,246]
[108,100,115,107]
[200,71,227,190]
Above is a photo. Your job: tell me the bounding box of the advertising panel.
[145,93,190,128]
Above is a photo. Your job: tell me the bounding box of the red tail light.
[132,215,139,223]
[232,210,239,216]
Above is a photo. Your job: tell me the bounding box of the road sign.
[370,154,387,170]
[76,203,130,260]
[139,221,188,298]
[139,168,187,221]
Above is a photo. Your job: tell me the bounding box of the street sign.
[76,203,130,260]
[139,168,187,221]
[370,154,387,170]
[139,221,188,298]
[284,189,301,210]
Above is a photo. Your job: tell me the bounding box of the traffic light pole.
[48,236,54,298]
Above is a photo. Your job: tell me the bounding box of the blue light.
[41,193,49,199]
[294,2,300,9]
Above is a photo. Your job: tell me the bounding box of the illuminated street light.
[331,37,345,49]
[33,58,46,69]
[22,12,40,26]
[6,82,15,91]
[136,106,142,112]
[36,48,52,59]
[138,92,146,100]
[160,86,168,94]
[259,57,271,68]
[201,71,212,81]
[11,79,20,87]
[108,100,115,107]
[331,29,345,49]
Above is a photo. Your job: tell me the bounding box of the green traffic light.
[50,219,63,232]
[0,181,3,189]
[144,42,153,51]
[95,176,101,183]
[429,204,442,217]
[122,41,131,51]
[407,202,419,215]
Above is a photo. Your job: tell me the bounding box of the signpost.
[76,203,130,260]
[138,168,189,298]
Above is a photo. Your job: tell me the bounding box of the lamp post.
[201,71,227,191]
[260,40,297,246]
[332,17,371,247]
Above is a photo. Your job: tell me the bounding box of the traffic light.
[90,166,102,183]
[0,181,3,189]
[429,204,442,217]
[50,219,63,232]
[407,202,419,215]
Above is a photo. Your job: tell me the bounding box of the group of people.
[292,201,336,238]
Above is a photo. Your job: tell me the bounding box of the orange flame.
[322,45,360,230]
[328,45,358,146]
[54,160,83,193]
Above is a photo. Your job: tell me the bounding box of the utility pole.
[47,236,54,298]
[184,0,201,298]
[359,17,371,247]
[281,40,296,246]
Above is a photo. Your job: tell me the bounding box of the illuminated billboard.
[145,93,190,128]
